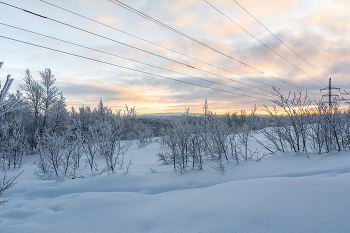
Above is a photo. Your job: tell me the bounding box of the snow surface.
[1,134,350,233]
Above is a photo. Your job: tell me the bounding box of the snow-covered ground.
[1,135,350,233]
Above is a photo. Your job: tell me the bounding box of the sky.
[1,0,350,114]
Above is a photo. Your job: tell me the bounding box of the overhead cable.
[0,35,272,102]
[204,0,326,86]
[108,0,320,94]
[232,0,329,79]
[0,1,284,94]
[0,23,273,98]
[38,0,278,90]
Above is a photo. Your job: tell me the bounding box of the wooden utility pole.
[320,77,340,107]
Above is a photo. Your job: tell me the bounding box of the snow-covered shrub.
[81,123,100,175]
[137,123,153,148]
[35,129,64,179]
[82,105,136,174]
[158,99,267,172]
[207,116,230,161]
[163,120,180,169]
[262,86,350,156]
[188,120,205,169]
[62,126,83,178]
[94,119,123,173]
[156,152,171,165]
[210,158,225,174]
[0,117,29,169]
[158,127,167,147]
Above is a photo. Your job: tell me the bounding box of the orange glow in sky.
[1,0,350,114]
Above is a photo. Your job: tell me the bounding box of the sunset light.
[1,0,350,114]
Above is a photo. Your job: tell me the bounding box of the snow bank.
[1,140,349,233]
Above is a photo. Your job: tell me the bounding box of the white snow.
[1,135,350,233]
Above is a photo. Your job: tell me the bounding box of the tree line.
[0,63,153,180]
[1,62,350,180]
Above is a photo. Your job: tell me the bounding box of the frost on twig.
[0,62,23,116]
[210,158,225,174]
[0,170,24,206]
[125,159,134,173]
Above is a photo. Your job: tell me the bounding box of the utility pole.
[320,77,340,108]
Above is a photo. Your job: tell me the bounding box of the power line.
[38,0,278,91]
[0,35,272,102]
[204,0,326,86]
[1,0,319,98]
[0,22,271,98]
[232,0,329,80]
[0,0,320,98]
[0,1,277,95]
[0,1,189,68]
[107,0,320,95]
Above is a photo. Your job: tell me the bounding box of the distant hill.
[138,112,272,118]
[138,112,202,118]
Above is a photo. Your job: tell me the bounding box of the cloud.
[96,13,123,28]
[329,61,350,75]
[303,0,350,36]
[3,0,350,114]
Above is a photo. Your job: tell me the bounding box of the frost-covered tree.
[62,125,83,178]
[81,122,99,175]
[40,68,58,130]
[20,68,68,149]
[19,69,43,133]
[0,61,24,205]
[0,63,22,115]
[188,119,205,169]
[35,129,64,179]
[157,99,269,172]
[208,116,229,161]
[137,123,153,148]
[50,92,68,133]
[0,117,29,169]
[96,105,135,173]
[259,86,350,156]
[0,63,27,169]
